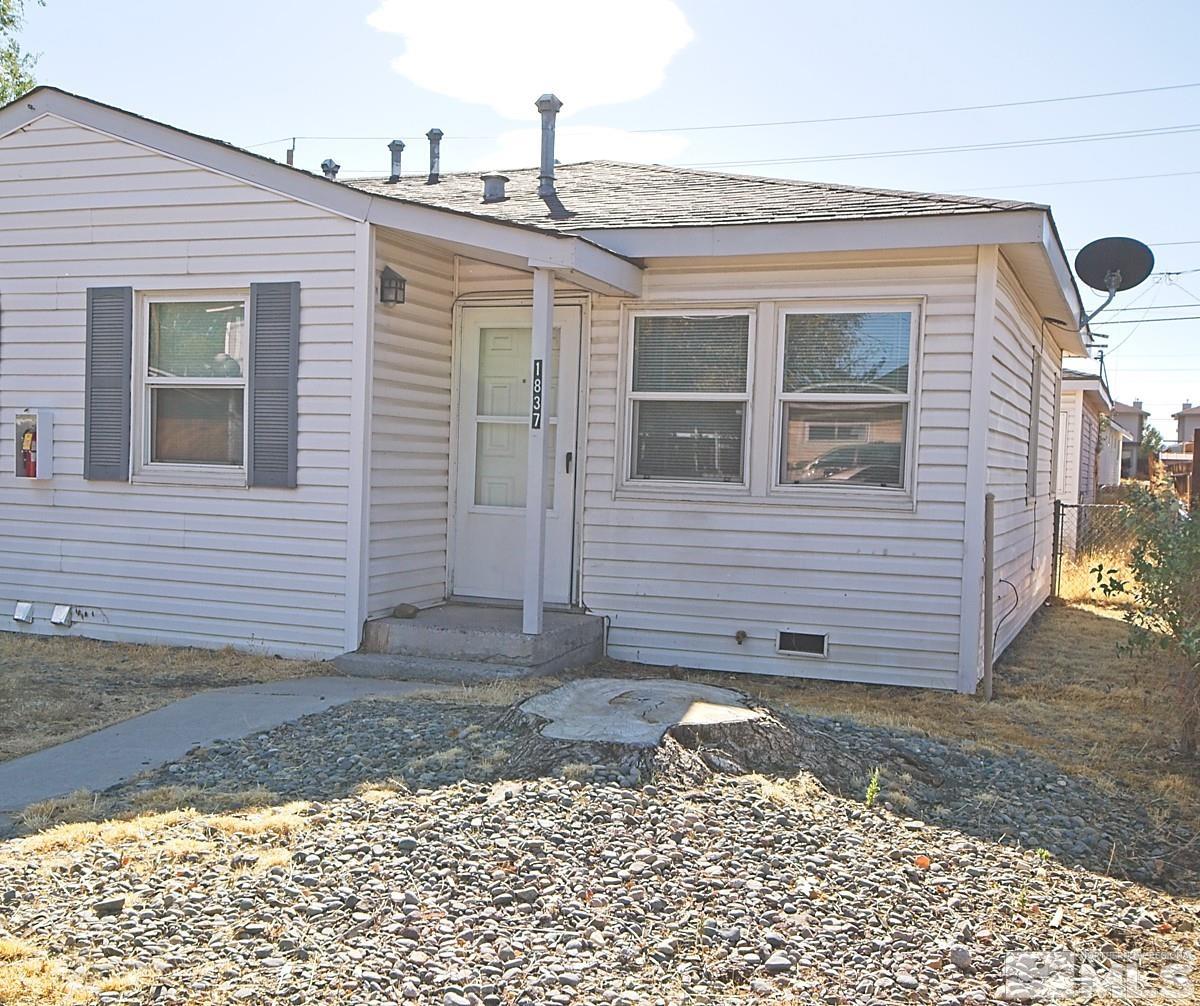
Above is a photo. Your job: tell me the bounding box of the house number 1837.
[530,359,543,430]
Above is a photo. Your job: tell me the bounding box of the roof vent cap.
[320,158,340,180]
[426,129,443,184]
[535,93,563,199]
[481,171,510,204]
[387,139,405,184]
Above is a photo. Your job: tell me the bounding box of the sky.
[18,0,1200,440]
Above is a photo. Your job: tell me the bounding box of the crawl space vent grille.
[778,631,828,657]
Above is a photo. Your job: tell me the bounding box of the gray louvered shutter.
[84,287,133,481]
[247,282,300,488]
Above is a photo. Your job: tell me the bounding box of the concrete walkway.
[0,676,431,824]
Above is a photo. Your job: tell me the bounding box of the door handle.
[565,451,573,474]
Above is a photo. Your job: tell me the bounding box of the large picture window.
[144,298,247,468]
[627,313,751,484]
[777,308,917,490]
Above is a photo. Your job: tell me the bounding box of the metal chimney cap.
[388,139,406,153]
[426,128,444,140]
[320,158,340,180]
[536,93,563,113]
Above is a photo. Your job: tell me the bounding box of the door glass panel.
[475,326,561,417]
[474,422,556,509]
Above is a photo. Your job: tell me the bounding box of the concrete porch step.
[342,602,606,680]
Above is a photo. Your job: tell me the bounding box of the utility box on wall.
[15,410,52,479]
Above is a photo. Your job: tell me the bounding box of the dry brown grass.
[0,633,329,763]
[0,935,149,1005]
[16,786,290,843]
[606,603,1200,837]
[1056,549,1137,605]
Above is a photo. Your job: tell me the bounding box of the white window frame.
[772,300,922,497]
[131,291,250,487]
[621,306,756,492]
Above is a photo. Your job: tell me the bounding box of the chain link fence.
[1052,501,1137,602]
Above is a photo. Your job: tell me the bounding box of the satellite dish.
[1075,237,1154,293]
[1074,236,1155,326]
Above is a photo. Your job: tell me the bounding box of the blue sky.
[20,0,1200,439]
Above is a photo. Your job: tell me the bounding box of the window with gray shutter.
[84,286,133,481]
[247,282,300,488]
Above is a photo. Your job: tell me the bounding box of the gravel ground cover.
[2,696,1198,1005]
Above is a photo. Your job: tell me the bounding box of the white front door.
[452,305,582,603]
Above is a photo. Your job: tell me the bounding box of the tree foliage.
[1140,422,1164,457]
[0,0,42,106]
[1093,476,1200,754]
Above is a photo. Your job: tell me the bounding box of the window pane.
[151,388,244,466]
[476,325,560,418]
[780,402,906,488]
[632,315,749,393]
[632,401,744,482]
[149,301,245,378]
[473,421,556,509]
[783,312,910,394]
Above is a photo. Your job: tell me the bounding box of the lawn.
[0,634,327,763]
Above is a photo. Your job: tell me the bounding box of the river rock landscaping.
[1,689,1198,1005]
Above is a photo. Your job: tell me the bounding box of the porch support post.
[523,267,555,634]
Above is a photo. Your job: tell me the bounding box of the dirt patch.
[0,633,326,763]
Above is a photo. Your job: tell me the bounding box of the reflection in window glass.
[783,312,909,394]
[149,301,245,378]
[780,402,906,488]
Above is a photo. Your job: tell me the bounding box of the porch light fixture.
[380,266,406,305]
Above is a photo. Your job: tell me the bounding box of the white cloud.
[366,0,694,120]
[474,125,688,170]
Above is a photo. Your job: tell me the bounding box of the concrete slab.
[520,678,762,746]
[357,602,605,677]
[0,676,429,819]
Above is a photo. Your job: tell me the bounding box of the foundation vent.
[777,630,828,657]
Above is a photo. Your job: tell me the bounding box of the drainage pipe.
[982,492,996,701]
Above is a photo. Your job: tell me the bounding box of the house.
[1111,398,1148,477]
[1173,401,1200,450]
[0,87,1089,693]
[1055,370,1124,505]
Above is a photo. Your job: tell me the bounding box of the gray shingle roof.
[343,160,1043,233]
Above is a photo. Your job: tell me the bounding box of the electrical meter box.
[15,410,52,479]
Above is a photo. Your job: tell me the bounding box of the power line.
[633,80,1200,134]
[679,122,1200,169]
[247,80,1200,149]
[955,169,1200,192]
[1096,315,1200,323]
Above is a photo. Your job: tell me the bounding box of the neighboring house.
[1173,401,1200,449]
[1110,398,1148,478]
[0,87,1090,693]
[1054,370,1126,553]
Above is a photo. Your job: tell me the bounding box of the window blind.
[632,315,749,394]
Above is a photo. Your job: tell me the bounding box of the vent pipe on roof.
[1133,398,1144,411]
[536,93,562,199]
[387,139,405,184]
[426,129,443,184]
[481,172,509,203]
[321,158,340,180]
[1185,401,1194,412]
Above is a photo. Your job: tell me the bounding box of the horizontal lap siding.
[988,258,1059,656]
[0,114,357,657]
[584,250,977,689]
[367,231,454,615]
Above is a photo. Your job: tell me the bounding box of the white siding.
[584,250,979,689]
[0,114,358,657]
[367,230,455,615]
[988,257,1060,656]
